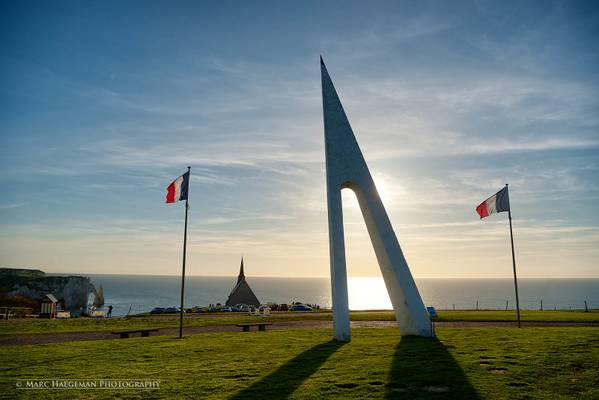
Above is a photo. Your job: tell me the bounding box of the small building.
[40,294,59,318]
[225,257,260,307]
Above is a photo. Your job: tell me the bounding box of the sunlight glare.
[348,277,392,310]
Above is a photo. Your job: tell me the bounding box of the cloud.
[0,202,28,209]
[1,2,598,277]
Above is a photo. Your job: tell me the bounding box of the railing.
[432,299,594,311]
[0,307,35,319]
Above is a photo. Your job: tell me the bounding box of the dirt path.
[1,320,596,346]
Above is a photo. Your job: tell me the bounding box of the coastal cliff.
[0,268,96,312]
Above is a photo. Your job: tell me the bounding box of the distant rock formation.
[93,284,105,307]
[0,267,96,312]
[225,258,260,306]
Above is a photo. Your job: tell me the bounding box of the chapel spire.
[237,256,245,284]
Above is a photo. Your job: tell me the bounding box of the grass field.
[0,309,597,336]
[434,309,599,322]
[0,327,597,399]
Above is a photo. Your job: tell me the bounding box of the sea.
[82,275,599,317]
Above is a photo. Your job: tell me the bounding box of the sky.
[0,0,598,278]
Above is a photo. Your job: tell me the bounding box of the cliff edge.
[0,267,96,312]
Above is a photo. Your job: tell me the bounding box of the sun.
[372,174,397,206]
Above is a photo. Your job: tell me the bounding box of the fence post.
[453,304,455,311]
[476,300,479,310]
[540,299,543,311]
[584,300,588,312]
[506,300,509,310]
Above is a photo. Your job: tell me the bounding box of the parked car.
[290,304,312,312]
[426,306,437,319]
[279,304,289,312]
[238,304,251,312]
[150,307,164,314]
[164,307,180,314]
[255,305,270,315]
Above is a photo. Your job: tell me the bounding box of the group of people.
[87,304,113,317]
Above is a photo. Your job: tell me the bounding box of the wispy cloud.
[0,202,28,209]
[1,1,597,277]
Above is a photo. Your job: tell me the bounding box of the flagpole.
[506,183,521,328]
[179,166,190,339]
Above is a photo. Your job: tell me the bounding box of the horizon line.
[42,272,599,280]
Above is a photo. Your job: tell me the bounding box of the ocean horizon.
[64,274,599,317]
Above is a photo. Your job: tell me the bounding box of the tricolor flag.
[476,186,510,219]
[476,185,521,327]
[166,171,190,204]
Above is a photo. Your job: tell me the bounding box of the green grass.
[434,309,599,323]
[1,310,597,336]
[0,313,329,335]
[0,327,597,399]
[349,309,599,323]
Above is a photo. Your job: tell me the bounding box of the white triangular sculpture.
[321,57,432,341]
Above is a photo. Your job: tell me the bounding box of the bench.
[236,323,272,332]
[111,328,160,339]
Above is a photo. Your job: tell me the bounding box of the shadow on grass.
[386,337,480,400]
[230,340,345,399]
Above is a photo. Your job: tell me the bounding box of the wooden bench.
[111,328,159,338]
[236,323,272,332]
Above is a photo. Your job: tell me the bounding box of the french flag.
[476,186,510,219]
[166,171,190,204]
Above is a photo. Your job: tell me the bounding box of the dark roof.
[225,258,260,306]
[225,280,260,306]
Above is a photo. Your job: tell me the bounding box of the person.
[107,305,113,318]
